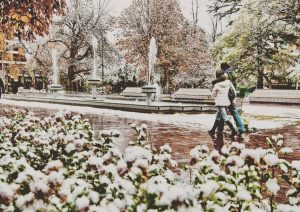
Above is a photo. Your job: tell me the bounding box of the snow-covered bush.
[0,110,299,211]
[189,135,300,211]
[0,110,193,211]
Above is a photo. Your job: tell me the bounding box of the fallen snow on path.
[0,99,298,130]
[242,103,300,119]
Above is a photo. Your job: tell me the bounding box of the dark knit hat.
[220,62,230,71]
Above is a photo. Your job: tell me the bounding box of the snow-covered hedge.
[0,110,299,211]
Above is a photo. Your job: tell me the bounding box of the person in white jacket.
[209,71,238,137]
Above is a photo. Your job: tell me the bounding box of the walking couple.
[208,63,245,137]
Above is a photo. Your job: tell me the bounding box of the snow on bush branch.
[0,110,299,211]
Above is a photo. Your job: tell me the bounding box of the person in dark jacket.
[208,63,246,135]
[0,78,4,99]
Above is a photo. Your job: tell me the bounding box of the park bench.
[249,89,300,104]
[17,87,47,96]
[120,87,147,99]
[172,88,213,103]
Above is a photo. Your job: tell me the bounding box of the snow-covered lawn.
[1,99,299,130]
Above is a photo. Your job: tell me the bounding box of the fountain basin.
[142,85,156,105]
[88,79,102,99]
[141,85,156,94]
[48,84,63,93]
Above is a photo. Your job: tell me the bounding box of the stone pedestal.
[88,79,101,99]
[142,85,156,105]
[48,84,63,96]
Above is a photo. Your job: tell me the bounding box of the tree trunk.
[68,65,75,90]
[263,74,272,89]
[257,69,264,89]
[256,35,264,89]
[162,69,170,94]
[67,43,78,91]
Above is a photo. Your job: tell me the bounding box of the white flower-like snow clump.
[279,147,294,154]
[124,146,152,163]
[264,154,279,166]
[266,178,280,195]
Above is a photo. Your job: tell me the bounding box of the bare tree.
[208,15,223,43]
[191,0,199,26]
[31,0,119,90]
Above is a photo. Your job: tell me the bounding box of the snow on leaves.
[0,110,299,211]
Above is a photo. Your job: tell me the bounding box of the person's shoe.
[216,130,223,137]
[208,130,215,138]
[208,129,215,134]
[208,119,220,135]
[230,131,237,137]
[238,130,245,136]
[225,121,238,137]
[217,120,224,133]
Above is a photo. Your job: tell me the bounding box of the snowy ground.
[1,99,299,130]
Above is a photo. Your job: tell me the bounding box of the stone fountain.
[142,37,157,105]
[88,36,101,99]
[48,49,63,93]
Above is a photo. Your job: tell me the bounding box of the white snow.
[279,147,294,154]
[199,181,219,198]
[291,161,300,170]
[264,154,279,166]
[236,188,252,201]
[0,182,15,199]
[44,160,63,172]
[76,196,90,210]
[124,146,152,162]
[266,178,280,195]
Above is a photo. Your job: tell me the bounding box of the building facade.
[0,39,46,93]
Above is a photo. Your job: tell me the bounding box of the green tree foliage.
[210,0,300,88]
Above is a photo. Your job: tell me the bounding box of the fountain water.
[148,37,157,84]
[142,37,157,105]
[52,49,58,85]
[88,35,101,99]
[48,49,63,93]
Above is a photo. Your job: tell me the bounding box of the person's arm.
[212,85,218,98]
[212,75,226,86]
[229,81,237,96]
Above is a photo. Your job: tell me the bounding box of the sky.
[107,0,212,32]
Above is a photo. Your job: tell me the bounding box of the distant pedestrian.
[210,62,246,135]
[210,70,238,137]
[0,78,4,99]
